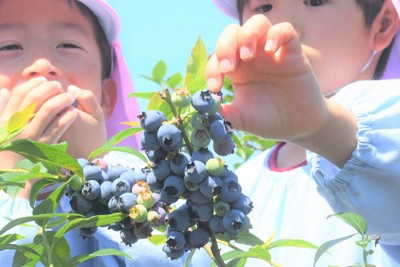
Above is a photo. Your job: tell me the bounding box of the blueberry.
[111,178,131,197]
[191,148,214,164]
[157,124,183,152]
[81,180,101,200]
[120,228,138,246]
[117,192,137,213]
[140,130,161,151]
[163,175,185,198]
[209,120,233,143]
[138,110,166,132]
[170,152,191,176]
[83,164,104,183]
[69,191,95,214]
[167,207,191,232]
[184,160,207,184]
[163,244,185,260]
[213,138,235,156]
[231,193,254,215]
[166,230,186,250]
[191,90,216,113]
[188,228,210,248]
[219,176,242,203]
[151,159,171,181]
[222,209,247,234]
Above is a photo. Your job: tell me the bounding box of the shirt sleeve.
[307,79,400,245]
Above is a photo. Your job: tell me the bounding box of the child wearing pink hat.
[207,0,400,266]
[0,1,210,266]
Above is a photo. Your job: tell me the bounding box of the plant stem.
[205,223,226,267]
[161,89,194,155]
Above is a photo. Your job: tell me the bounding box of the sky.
[107,0,236,112]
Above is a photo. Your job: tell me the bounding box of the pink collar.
[268,142,307,172]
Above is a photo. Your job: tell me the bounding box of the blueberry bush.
[0,38,378,267]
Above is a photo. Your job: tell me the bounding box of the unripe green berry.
[129,204,148,223]
[171,89,191,108]
[206,157,225,176]
[213,200,230,216]
[137,190,156,209]
[69,174,85,191]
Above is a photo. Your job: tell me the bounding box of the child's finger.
[214,24,241,73]
[205,54,225,93]
[238,14,271,61]
[68,86,104,121]
[25,93,77,140]
[40,107,78,143]
[19,81,63,111]
[264,22,303,56]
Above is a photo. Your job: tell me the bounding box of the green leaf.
[313,234,357,267]
[328,212,368,235]
[0,139,83,178]
[0,244,40,256]
[32,182,68,226]
[234,231,264,246]
[266,239,319,250]
[54,213,127,241]
[148,234,166,246]
[167,73,183,88]
[0,234,24,245]
[29,179,60,208]
[227,258,247,267]
[183,249,196,267]
[66,248,134,267]
[12,243,43,267]
[129,91,158,100]
[221,245,271,263]
[152,60,167,83]
[5,102,37,138]
[90,146,147,164]
[184,37,208,91]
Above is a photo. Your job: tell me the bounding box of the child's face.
[243,0,378,95]
[0,0,115,157]
[0,0,105,98]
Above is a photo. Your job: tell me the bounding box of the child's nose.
[22,59,60,79]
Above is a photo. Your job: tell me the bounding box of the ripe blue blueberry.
[138,110,166,132]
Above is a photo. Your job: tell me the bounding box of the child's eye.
[304,0,327,6]
[0,44,22,51]
[57,43,80,49]
[256,4,273,13]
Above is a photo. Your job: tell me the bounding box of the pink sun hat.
[77,0,140,148]
[212,0,400,79]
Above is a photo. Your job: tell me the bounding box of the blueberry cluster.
[67,158,168,245]
[67,88,253,261]
[137,89,253,259]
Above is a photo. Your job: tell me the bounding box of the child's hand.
[205,14,329,143]
[0,77,78,144]
[61,85,107,158]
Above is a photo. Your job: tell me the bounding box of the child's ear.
[372,0,399,51]
[101,78,117,119]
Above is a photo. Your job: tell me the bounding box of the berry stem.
[161,88,194,155]
[205,223,226,267]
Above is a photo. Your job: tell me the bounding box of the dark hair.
[236,0,395,79]
[67,0,113,79]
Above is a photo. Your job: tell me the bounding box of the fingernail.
[220,59,233,73]
[265,39,274,51]
[240,46,252,59]
[51,81,62,89]
[68,85,80,96]
[207,78,219,91]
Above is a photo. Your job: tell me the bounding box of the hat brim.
[77,0,120,43]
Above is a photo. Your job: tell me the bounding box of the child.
[0,1,210,266]
[207,0,400,266]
